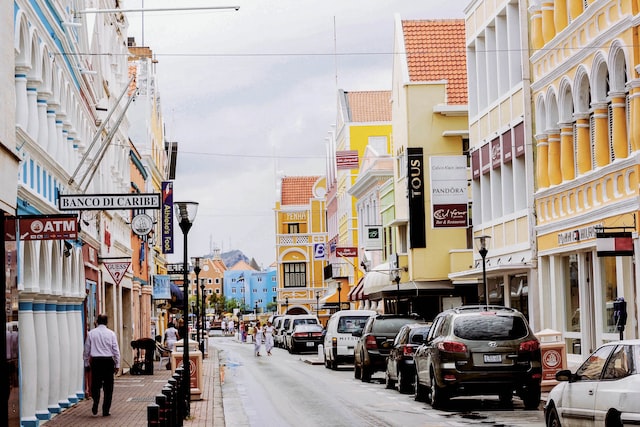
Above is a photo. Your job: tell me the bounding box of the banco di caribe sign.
[58,193,161,211]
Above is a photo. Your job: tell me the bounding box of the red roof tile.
[402,20,467,105]
[281,176,321,205]
[346,91,392,122]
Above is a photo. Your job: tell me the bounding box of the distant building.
[223,261,276,314]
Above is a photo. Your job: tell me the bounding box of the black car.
[353,314,423,382]
[289,323,324,353]
[385,322,431,393]
[413,305,542,409]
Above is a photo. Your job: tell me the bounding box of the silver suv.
[413,305,542,409]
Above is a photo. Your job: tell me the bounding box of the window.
[272,287,276,292]
[263,288,267,293]
[603,345,633,380]
[576,345,614,381]
[231,287,236,293]
[252,289,257,293]
[215,289,219,294]
[283,262,306,288]
[208,278,212,284]
[257,276,263,282]
[271,276,276,282]
[288,223,299,234]
[215,278,220,284]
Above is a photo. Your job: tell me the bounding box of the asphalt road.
[211,335,546,427]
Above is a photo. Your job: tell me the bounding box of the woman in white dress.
[164,322,180,351]
[264,321,275,356]
[253,323,264,356]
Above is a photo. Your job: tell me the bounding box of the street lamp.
[475,235,491,306]
[175,200,198,419]
[192,257,201,354]
[393,274,401,314]
[254,300,258,316]
[337,283,342,311]
[316,290,321,314]
[200,278,206,355]
[284,297,289,314]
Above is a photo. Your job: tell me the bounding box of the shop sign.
[9,215,78,241]
[336,247,357,257]
[557,223,601,245]
[596,231,634,257]
[58,193,160,210]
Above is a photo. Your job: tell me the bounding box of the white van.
[323,310,376,369]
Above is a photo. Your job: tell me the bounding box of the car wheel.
[605,409,622,427]
[324,353,331,369]
[429,369,449,409]
[414,371,427,402]
[384,370,395,389]
[397,367,412,394]
[521,383,541,410]
[354,362,361,379]
[361,359,372,383]
[546,405,561,427]
[330,357,338,370]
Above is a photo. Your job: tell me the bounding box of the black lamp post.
[316,291,321,314]
[192,257,201,353]
[393,275,401,314]
[254,300,258,316]
[200,279,206,354]
[475,235,491,306]
[284,297,289,314]
[175,200,198,419]
[337,283,342,311]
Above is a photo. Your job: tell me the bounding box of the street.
[210,335,546,427]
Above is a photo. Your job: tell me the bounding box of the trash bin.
[171,338,203,401]
[535,329,567,391]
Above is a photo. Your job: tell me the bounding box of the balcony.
[278,234,309,245]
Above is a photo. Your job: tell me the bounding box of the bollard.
[147,403,160,427]
[161,387,175,427]
[317,344,324,361]
[155,394,167,427]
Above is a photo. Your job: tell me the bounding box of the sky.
[125,0,470,268]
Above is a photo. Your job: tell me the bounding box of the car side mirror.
[555,369,573,382]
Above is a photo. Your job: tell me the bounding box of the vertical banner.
[407,147,426,248]
[161,181,174,254]
[430,156,468,228]
[153,275,172,299]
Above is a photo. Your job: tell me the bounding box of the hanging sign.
[596,232,634,257]
[104,262,130,285]
[58,193,161,211]
[6,215,78,241]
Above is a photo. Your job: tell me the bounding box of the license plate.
[306,342,314,347]
[484,354,501,363]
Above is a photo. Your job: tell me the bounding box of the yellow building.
[362,17,473,319]
[275,176,328,321]
[450,0,537,325]
[530,0,639,361]
[325,90,393,310]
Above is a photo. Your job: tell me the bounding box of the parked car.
[353,314,424,382]
[289,324,325,354]
[323,309,376,370]
[284,315,320,351]
[544,340,640,427]
[273,316,286,348]
[385,322,431,393]
[275,315,292,348]
[413,305,542,409]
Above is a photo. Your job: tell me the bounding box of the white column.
[55,118,65,167]
[72,303,85,400]
[46,299,62,415]
[36,97,49,147]
[26,87,39,138]
[57,302,71,408]
[15,73,28,129]
[46,107,57,153]
[18,299,38,425]
[34,299,51,421]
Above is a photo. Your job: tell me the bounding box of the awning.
[348,278,365,301]
[362,262,392,296]
[319,281,350,305]
[379,280,454,293]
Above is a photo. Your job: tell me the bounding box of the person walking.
[253,322,264,356]
[83,314,120,417]
[220,318,227,336]
[264,321,275,356]
[163,322,180,351]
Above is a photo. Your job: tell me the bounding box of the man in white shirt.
[83,314,120,417]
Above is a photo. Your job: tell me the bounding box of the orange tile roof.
[346,91,392,122]
[281,176,321,205]
[402,20,467,105]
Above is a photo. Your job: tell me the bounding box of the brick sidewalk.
[42,346,223,427]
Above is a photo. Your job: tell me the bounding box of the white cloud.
[125,0,469,266]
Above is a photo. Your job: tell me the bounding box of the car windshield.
[371,318,416,334]
[293,318,318,327]
[453,314,528,340]
[337,316,370,333]
[294,324,323,332]
[409,326,431,343]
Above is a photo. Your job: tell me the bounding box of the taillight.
[437,341,467,353]
[331,337,337,348]
[292,332,305,338]
[365,335,378,350]
[519,340,540,352]
[402,345,414,357]
[311,332,323,337]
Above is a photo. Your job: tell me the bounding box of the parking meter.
[613,297,627,339]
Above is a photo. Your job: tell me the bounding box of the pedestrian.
[264,321,275,356]
[221,318,227,336]
[164,322,180,351]
[83,314,120,417]
[228,319,235,336]
[253,322,264,356]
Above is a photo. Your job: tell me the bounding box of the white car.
[544,339,640,427]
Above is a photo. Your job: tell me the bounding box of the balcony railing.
[278,234,309,245]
